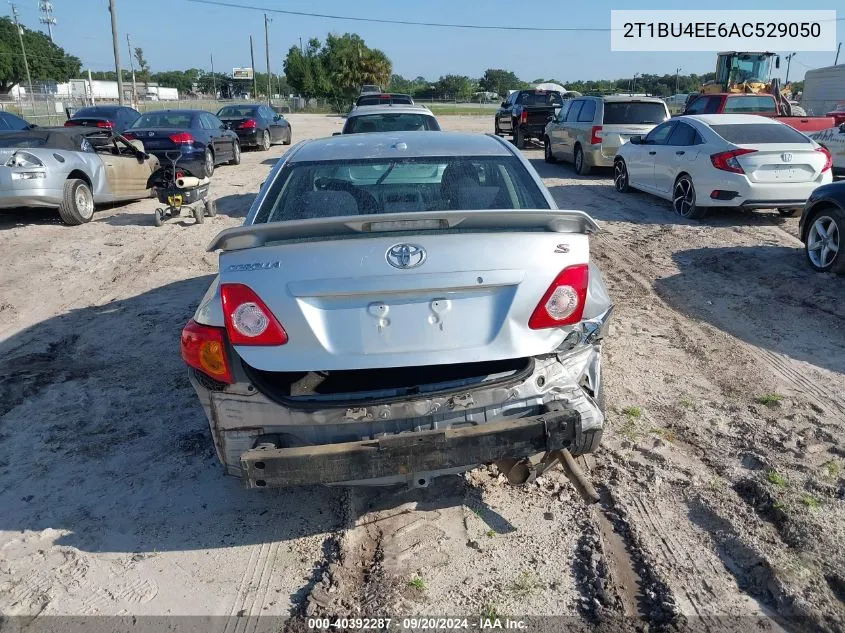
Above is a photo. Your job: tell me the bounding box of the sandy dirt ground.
[1,113,843,632]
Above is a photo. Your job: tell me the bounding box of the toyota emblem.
[148,131,155,137]
[781,152,793,163]
[386,243,426,269]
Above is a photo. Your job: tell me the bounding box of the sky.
[9,0,841,84]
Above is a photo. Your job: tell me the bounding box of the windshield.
[516,91,563,106]
[73,107,119,118]
[217,105,259,118]
[724,95,776,113]
[254,156,550,223]
[710,123,811,144]
[131,112,193,128]
[356,94,414,106]
[603,102,669,125]
[345,114,440,134]
[725,54,773,84]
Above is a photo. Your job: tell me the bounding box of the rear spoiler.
[208,210,599,252]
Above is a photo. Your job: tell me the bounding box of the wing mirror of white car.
[839,123,845,134]
[630,135,642,144]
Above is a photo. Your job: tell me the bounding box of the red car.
[826,104,845,127]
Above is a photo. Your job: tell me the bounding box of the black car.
[124,109,240,178]
[216,103,291,150]
[495,89,563,148]
[799,180,845,275]
[64,105,141,133]
[355,93,414,107]
[0,111,35,131]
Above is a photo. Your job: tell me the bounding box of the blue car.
[124,109,240,178]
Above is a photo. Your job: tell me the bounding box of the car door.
[99,135,157,200]
[202,113,230,160]
[560,100,584,162]
[627,121,675,192]
[498,93,515,133]
[263,106,281,142]
[548,101,571,154]
[653,121,702,194]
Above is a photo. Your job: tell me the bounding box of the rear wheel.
[229,141,241,165]
[805,207,844,274]
[57,179,95,225]
[574,145,591,175]
[202,148,215,178]
[513,123,524,149]
[260,129,271,151]
[673,174,706,219]
[494,119,501,136]
[614,159,630,192]
[543,137,556,163]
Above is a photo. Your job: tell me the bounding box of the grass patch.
[486,529,496,538]
[622,406,642,418]
[766,469,788,488]
[756,393,783,406]
[508,571,541,597]
[709,477,725,491]
[480,603,499,620]
[408,576,426,591]
[823,461,840,480]
[679,398,695,409]
[651,426,677,443]
[620,418,640,442]
[800,494,821,510]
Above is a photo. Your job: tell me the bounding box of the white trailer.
[146,86,179,101]
[800,64,845,116]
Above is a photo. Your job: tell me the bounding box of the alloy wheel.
[76,185,94,219]
[673,177,695,216]
[807,215,840,270]
[614,161,628,192]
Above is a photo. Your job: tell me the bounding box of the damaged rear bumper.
[239,408,580,488]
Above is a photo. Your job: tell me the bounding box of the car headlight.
[6,151,44,168]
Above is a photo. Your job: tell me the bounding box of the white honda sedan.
[613,114,833,219]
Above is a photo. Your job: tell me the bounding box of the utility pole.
[38,1,56,42]
[835,42,841,66]
[126,34,137,108]
[9,4,34,109]
[87,68,95,105]
[264,13,272,105]
[249,35,257,99]
[107,0,125,104]
[299,37,303,55]
[210,53,216,98]
[675,67,681,94]
[784,52,797,84]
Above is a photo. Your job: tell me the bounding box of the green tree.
[196,71,230,95]
[435,74,475,101]
[479,68,525,98]
[0,17,80,92]
[133,47,151,95]
[151,69,200,94]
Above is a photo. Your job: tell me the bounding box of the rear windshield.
[603,102,669,125]
[724,95,777,113]
[356,94,414,106]
[130,112,194,128]
[709,123,811,144]
[516,91,563,106]
[217,105,259,117]
[73,106,119,118]
[344,113,440,134]
[254,156,550,223]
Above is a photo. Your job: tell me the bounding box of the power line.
[183,0,845,31]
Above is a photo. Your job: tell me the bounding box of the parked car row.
[0,103,293,225]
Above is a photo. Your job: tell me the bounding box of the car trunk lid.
[736,143,826,183]
[212,210,597,372]
[124,128,189,150]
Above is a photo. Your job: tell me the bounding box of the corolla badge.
[781,152,793,162]
[386,243,426,269]
[148,131,155,137]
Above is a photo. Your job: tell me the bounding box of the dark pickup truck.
[495,89,564,148]
[682,93,834,133]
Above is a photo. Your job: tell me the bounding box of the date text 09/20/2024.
[307,618,528,630]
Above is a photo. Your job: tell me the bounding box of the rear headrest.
[286,190,359,220]
[456,186,503,209]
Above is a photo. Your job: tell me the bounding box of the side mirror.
[775,56,781,69]
[839,123,845,134]
[546,115,554,123]
[630,135,642,145]
[501,101,508,108]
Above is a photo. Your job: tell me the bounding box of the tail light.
[520,110,528,124]
[816,146,832,173]
[96,120,114,129]
[181,320,233,383]
[169,132,194,144]
[63,120,80,127]
[221,283,288,346]
[710,148,756,174]
[528,264,589,330]
[590,126,603,145]
[175,170,185,180]
[123,132,137,140]
[238,118,258,129]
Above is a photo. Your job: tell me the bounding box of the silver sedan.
[0,127,159,225]
[182,131,613,489]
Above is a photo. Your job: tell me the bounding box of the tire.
[513,123,524,149]
[153,208,163,227]
[283,128,291,145]
[614,158,630,193]
[574,145,591,175]
[494,119,501,136]
[204,198,217,217]
[229,141,241,165]
[57,179,95,225]
[543,137,557,163]
[778,207,800,217]
[673,174,706,219]
[260,129,271,151]
[193,205,205,224]
[804,206,845,274]
[202,148,215,178]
